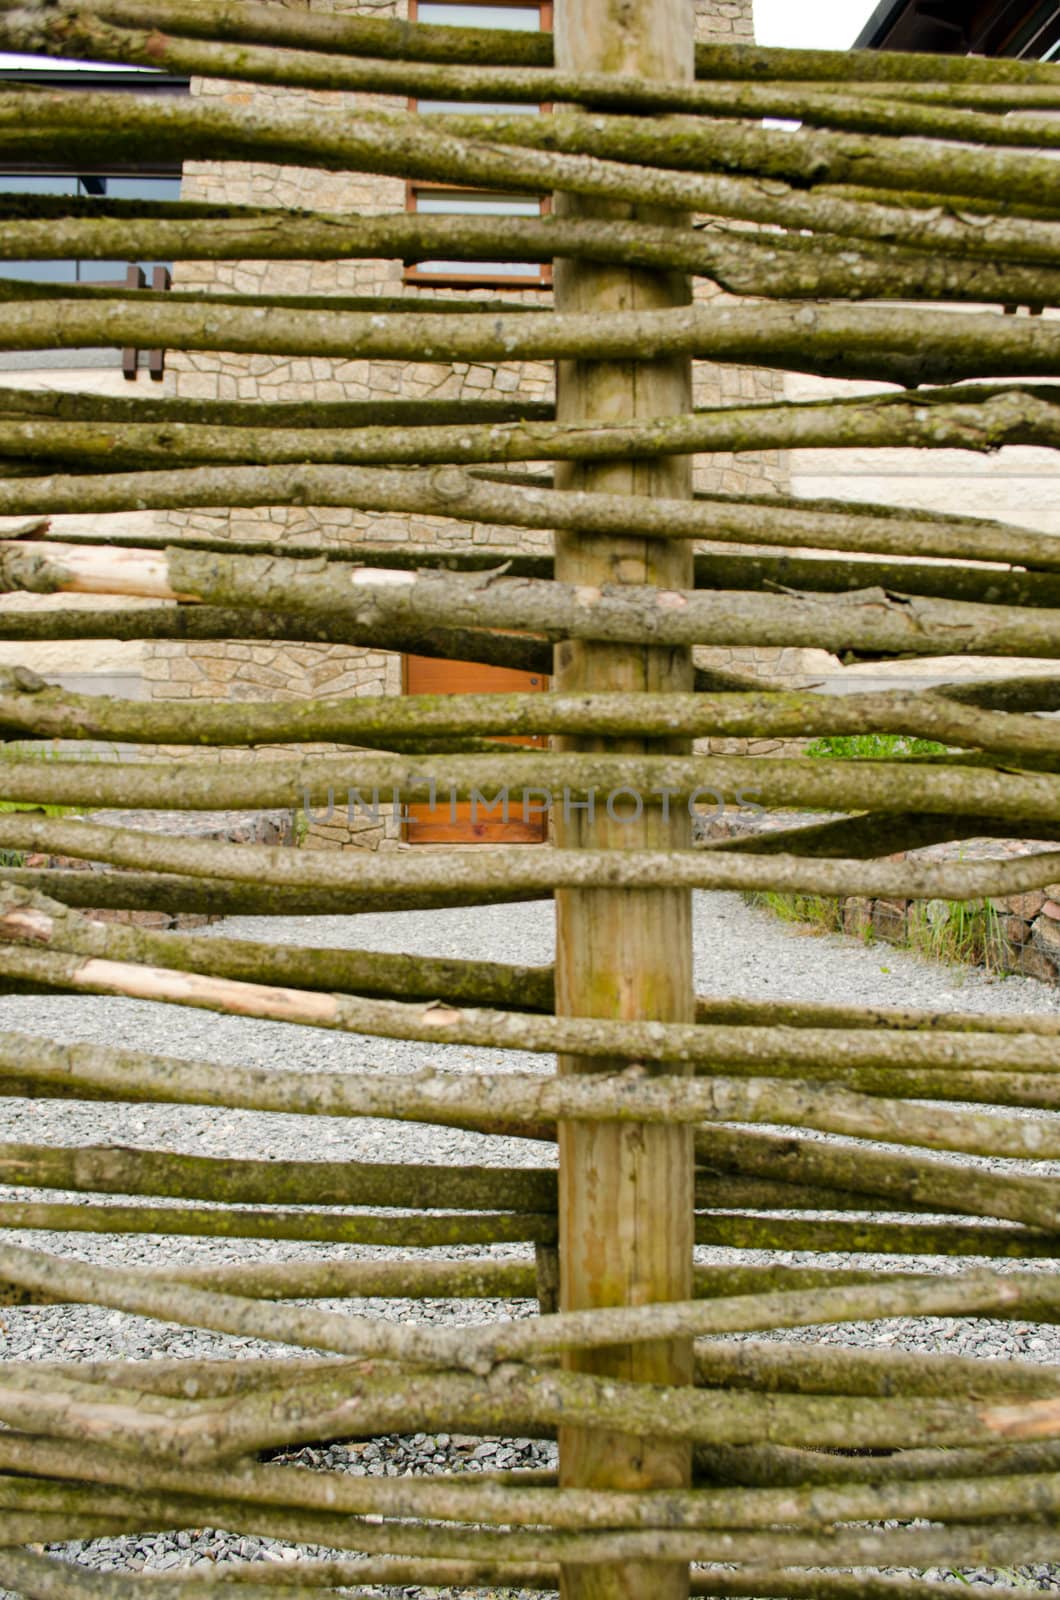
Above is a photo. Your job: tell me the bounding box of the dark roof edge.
[852,0,909,48]
[0,67,189,91]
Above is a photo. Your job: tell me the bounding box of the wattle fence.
[0,3,1057,1597]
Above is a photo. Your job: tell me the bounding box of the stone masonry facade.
[146,0,806,846]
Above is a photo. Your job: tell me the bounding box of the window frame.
[404,0,553,290]
[0,160,182,377]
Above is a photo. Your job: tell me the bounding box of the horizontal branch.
[0,867,547,919]
[1,1256,539,1309]
[13,542,1060,662]
[0,1239,1052,1440]
[693,1125,1060,1232]
[3,202,1059,308]
[0,1494,1054,1573]
[8,0,1060,90]
[7,1436,1060,1542]
[0,1025,1051,1146]
[0,1198,555,1246]
[0,1138,554,1212]
[4,1198,1043,1255]
[4,675,1060,765]
[1,817,1058,904]
[9,388,1060,477]
[743,1070,1060,1112]
[20,37,1060,162]
[693,991,1060,1038]
[0,935,1055,1163]
[8,5,1060,157]
[0,599,552,673]
[429,107,1060,216]
[9,534,1053,621]
[8,742,1060,820]
[694,1339,1060,1401]
[0,380,558,433]
[4,452,1057,570]
[0,295,1057,384]
[5,91,1060,269]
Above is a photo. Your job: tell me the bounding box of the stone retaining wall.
[701,811,1060,984]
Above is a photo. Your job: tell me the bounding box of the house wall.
[784,357,1060,695]
[0,360,160,697]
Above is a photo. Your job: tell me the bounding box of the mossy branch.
[1,817,1059,905]
[4,452,1058,572]
[4,677,1060,766]
[11,542,1060,662]
[0,297,1058,385]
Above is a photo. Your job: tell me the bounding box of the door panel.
[404,656,548,843]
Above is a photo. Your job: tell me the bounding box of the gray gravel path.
[1,891,1058,1588]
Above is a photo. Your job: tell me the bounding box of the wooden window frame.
[121,263,172,381]
[404,0,552,290]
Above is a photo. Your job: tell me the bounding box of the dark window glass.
[0,172,182,283]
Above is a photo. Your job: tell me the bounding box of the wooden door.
[404,656,549,843]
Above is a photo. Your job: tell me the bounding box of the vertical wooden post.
[552,4,695,1600]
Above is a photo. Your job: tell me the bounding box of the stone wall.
[0,363,162,690]
[704,811,1060,985]
[782,343,1060,697]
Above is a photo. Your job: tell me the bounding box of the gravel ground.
[1,890,1059,1590]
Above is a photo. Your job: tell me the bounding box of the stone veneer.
[145,0,806,847]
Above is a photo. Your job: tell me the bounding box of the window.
[0,172,182,285]
[405,0,552,289]
[0,169,182,377]
[416,3,547,25]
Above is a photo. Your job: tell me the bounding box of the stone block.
[1001,915,1032,949]
[872,898,909,942]
[1031,915,1060,973]
[842,897,874,939]
[992,889,1047,920]
[1017,938,1060,983]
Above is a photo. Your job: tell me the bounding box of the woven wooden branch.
[27,532,1060,614]
[0,8,1058,1587]
[10,543,1060,662]
[2,817,1059,903]
[7,88,1060,245]
[3,459,1057,570]
[8,387,1060,473]
[2,677,1059,762]
[5,0,1060,89]
[0,299,1057,383]
[5,202,1060,305]
[6,2,1060,156]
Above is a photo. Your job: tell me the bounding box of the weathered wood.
[4,460,1060,571]
[14,543,1060,661]
[5,203,1060,306]
[0,297,1058,381]
[3,677,1060,764]
[2,816,1060,904]
[5,386,1060,472]
[552,7,695,1600]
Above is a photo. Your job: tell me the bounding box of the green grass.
[751,732,1011,974]
[750,887,1009,974]
[0,739,86,866]
[750,889,844,934]
[907,896,1008,972]
[805,732,951,760]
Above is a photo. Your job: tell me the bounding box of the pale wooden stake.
[552,3,696,1600]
